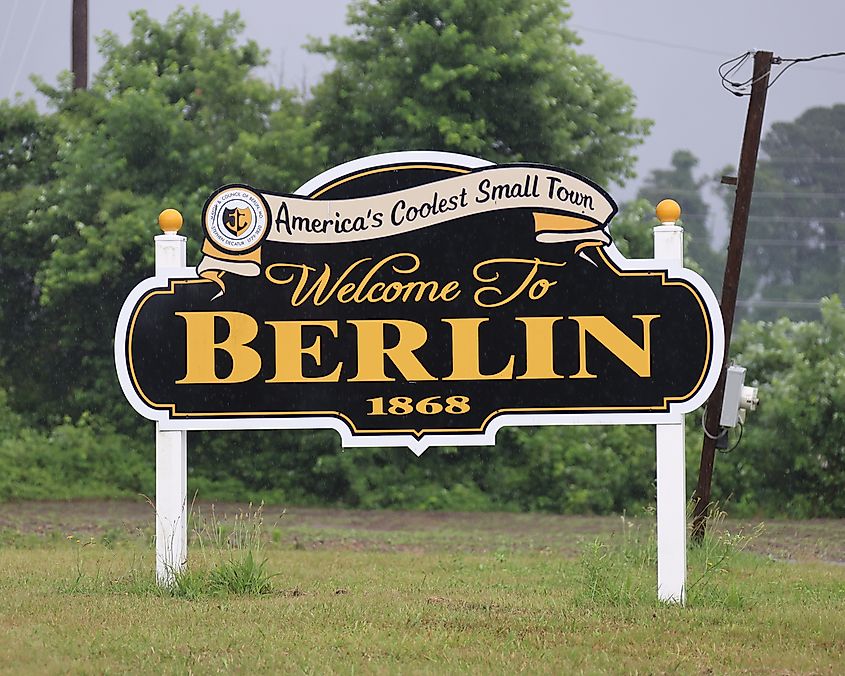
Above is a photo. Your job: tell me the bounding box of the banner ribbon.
[198,165,617,294]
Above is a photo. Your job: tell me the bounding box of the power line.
[0,0,22,64]
[720,51,755,95]
[736,299,838,309]
[662,212,845,224]
[646,187,845,199]
[768,51,845,89]
[751,192,845,198]
[720,50,845,97]
[760,157,845,164]
[572,24,736,58]
[780,51,845,63]
[744,238,845,246]
[576,26,845,77]
[8,0,47,99]
[745,215,845,224]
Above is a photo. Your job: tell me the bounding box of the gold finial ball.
[655,199,681,224]
[158,208,183,233]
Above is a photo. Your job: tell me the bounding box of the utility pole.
[692,50,774,541]
[72,0,88,90]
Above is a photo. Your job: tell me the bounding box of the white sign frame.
[115,151,723,456]
[116,151,723,604]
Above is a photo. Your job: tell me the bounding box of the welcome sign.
[115,152,723,453]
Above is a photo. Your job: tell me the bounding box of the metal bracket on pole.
[653,199,686,605]
[154,209,188,586]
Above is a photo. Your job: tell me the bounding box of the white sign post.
[154,209,188,586]
[653,199,687,605]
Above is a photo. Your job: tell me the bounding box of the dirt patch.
[736,519,845,564]
[1,499,843,562]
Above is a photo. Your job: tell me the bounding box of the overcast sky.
[2,0,844,209]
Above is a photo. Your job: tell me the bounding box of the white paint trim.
[294,151,492,196]
[156,424,187,585]
[653,219,688,606]
[603,242,725,415]
[152,411,684,456]
[152,236,189,588]
[656,419,687,604]
[113,267,198,424]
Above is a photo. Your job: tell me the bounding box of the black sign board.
[116,152,723,452]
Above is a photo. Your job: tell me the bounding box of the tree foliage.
[0,9,324,424]
[308,0,650,186]
[712,297,845,516]
[724,105,845,320]
[607,198,656,260]
[0,4,660,511]
[638,150,724,286]
[0,7,842,517]
[0,100,58,192]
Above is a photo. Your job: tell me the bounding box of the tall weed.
[59,501,282,598]
[576,505,763,608]
[576,512,655,607]
[170,502,280,597]
[687,504,765,607]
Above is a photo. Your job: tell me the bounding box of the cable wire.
[646,187,845,198]
[701,406,723,440]
[719,51,754,96]
[675,214,845,224]
[573,24,738,58]
[0,0,22,65]
[718,421,744,454]
[744,238,845,247]
[720,50,845,97]
[736,299,838,309]
[7,0,47,99]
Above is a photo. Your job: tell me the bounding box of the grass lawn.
[0,501,843,673]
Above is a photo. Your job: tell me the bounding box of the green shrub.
[0,413,153,501]
[712,297,845,517]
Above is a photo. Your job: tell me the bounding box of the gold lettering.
[265,254,460,306]
[336,283,358,303]
[516,316,565,379]
[351,253,420,302]
[570,314,660,379]
[265,320,342,383]
[473,258,564,308]
[175,311,261,384]
[348,319,436,382]
[399,279,441,302]
[264,259,371,306]
[364,281,386,303]
[441,280,461,301]
[382,281,405,303]
[443,318,514,380]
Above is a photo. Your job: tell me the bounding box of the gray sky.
[2,0,844,209]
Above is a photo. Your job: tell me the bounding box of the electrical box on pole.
[719,365,759,428]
